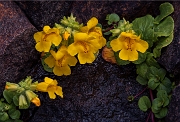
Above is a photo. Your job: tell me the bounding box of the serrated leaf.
[0,112,9,121]
[132,52,147,65]
[8,109,21,119]
[114,51,130,65]
[3,90,14,104]
[132,15,154,47]
[153,47,161,58]
[138,96,151,112]
[136,62,148,79]
[152,98,162,113]
[136,75,148,85]
[146,53,160,68]
[157,90,168,99]
[161,77,172,93]
[154,2,174,24]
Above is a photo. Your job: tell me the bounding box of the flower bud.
[19,94,29,109]
[5,82,19,91]
[25,90,37,102]
[31,97,41,107]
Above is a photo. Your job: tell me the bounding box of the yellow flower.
[68,33,101,64]
[80,17,106,48]
[34,25,62,52]
[110,32,148,61]
[45,45,77,76]
[63,31,70,40]
[36,77,63,99]
[31,97,41,107]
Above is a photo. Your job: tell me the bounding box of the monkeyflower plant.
[34,14,106,76]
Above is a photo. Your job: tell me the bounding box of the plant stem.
[134,86,148,99]
[103,26,114,33]
[146,111,151,122]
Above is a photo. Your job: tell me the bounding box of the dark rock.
[15,1,73,30]
[165,85,180,122]
[0,1,39,93]
[22,54,149,122]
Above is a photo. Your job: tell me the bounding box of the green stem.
[149,89,155,122]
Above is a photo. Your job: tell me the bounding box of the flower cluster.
[34,14,106,76]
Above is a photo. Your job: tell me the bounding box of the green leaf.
[114,51,130,65]
[155,32,174,49]
[157,90,168,98]
[146,53,160,68]
[3,90,14,104]
[148,78,160,90]
[103,31,111,36]
[106,41,111,48]
[96,23,102,29]
[136,75,148,85]
[154,107,168,119]
[0,112,9,121]
[13,95,19,106]
[132,52,147,64]
[158,68,166,81]
[41,58,53,73]
[154,16,174,37]
[161,77,172,93]
[108,13,120,24]
[138,96,151,112]
[8,109,21,119]
[153,47,162,58]
[152,98,162,113]
[132,15,154,47]
[154,2,174,24]
[136,62,148,78]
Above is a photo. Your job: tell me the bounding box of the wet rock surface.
[0,1,179,122]
[0,1,39,94]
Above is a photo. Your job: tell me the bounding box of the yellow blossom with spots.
[44,45,77,76]
[68,32,101,64]
[110,32,148,61]
[80,17,106,48]
[36,77,63,99]
[34,25,62,52]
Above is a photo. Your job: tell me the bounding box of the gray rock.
[166,85,180,122]
[0,1,39,93]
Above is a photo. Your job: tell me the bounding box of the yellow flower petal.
[74,33,89,42]
[44,55,55,68]
[67,43,79,56]
[34,32,43,43]
[119,49,138,61]
[48,91,56,99]
[78,52,95,64]
[87,17,98,30]
[80,26,88,33]
[43,26,51,33]
[46,33,62,46]
[68,56,77,66]
[44,77,54,84]
[35,42,44,52]
[31,97,41,107]
[53,65,71,76]
[36,82,49,92]
[110,39,123,52]
[51,80,58,86]
[55,86,63,98]
[136,40,149,53]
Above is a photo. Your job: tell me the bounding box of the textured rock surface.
[15,1,73,30]
[166,85,180,122]
[0,2,39,93]
[21,54,148,122]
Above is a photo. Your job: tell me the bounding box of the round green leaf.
[0,112,9,121]
[152,98,162,113]
[138,96,151,112]
[108,13,120,23]
[154,107,168,119]
[136,62,148,78]
[8,109,21,119]
[148,78,160,90]
[136,75,148,85]
[3,90,13,104]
